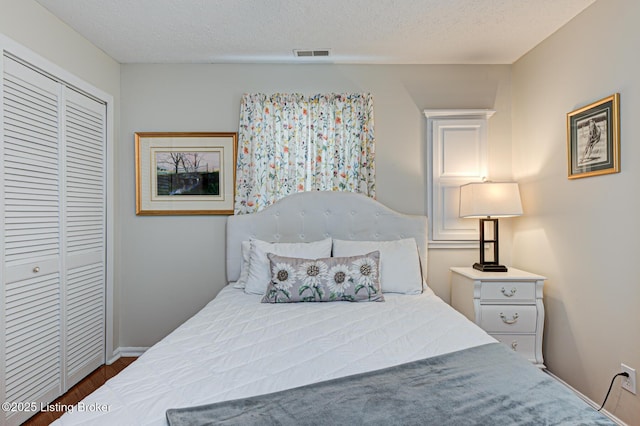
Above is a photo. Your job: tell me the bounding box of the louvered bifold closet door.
[63,88,106,389]
[1,57,62,425]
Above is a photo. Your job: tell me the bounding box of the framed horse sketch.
[567,93,620,179]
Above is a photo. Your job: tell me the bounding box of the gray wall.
[512,0,640,423]
[119,64,513,346]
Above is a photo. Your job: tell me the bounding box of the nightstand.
[450,267,546,368]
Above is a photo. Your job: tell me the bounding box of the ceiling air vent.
[293,49,331,58]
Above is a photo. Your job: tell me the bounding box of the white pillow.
[332,238,422,294]
[232,241,252,289]
[244,238,333,295]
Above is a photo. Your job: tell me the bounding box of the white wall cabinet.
[1,55,107,425]
[424,109,494,247]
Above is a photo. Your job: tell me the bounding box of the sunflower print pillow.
[261,251,384,303]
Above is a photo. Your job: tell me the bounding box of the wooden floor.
[22,357,137,426]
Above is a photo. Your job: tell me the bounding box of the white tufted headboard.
[226,191,428,283]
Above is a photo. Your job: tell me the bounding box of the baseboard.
[119,346,149,357]
[106,348,121,365]
[107,347,148,364]
[544,370,628,426]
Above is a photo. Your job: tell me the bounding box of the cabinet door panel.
[3,57,61,269]
[63,87,106,390]
[4,272,61,406]
[65,262,105,387]
[2,58,62,426]
[426,112,492,243]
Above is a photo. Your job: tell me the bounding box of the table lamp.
[459,181,523,272]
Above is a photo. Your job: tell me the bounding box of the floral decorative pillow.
[261,251,384,303]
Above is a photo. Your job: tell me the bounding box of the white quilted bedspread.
[54,286,495,425]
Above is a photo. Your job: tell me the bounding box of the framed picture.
[567,93,620,179]
[135,132,237,215]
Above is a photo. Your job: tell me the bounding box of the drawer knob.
[501,287,517,297]
[33,266,40,273]
[499,312,519,324]
[511,340,518,351]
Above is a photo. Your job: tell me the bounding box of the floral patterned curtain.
[234,93,375,214]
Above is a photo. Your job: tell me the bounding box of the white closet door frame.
[0,35,115,363]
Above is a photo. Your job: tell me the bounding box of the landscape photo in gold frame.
[567,93,620,179]
[135,132,237,215]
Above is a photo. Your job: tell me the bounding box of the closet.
[1,53,107,425]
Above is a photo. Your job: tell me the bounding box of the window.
[235,93,375,214]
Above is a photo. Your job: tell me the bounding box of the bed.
[52,192,614,425]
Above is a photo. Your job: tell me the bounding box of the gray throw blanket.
[166,343,615,425]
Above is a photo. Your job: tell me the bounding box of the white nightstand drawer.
[480,281,535,301]
[479,305,537,333]
[493,334,536,358]
[450,267,545,367]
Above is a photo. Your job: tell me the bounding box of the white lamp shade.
[459,182,523,218]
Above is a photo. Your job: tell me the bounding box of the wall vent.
[293,49,331,58]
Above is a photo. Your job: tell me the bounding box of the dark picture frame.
[135,132,237,215]
[567,93,620,179]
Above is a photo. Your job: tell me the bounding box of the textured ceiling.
[35,0,596,64]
